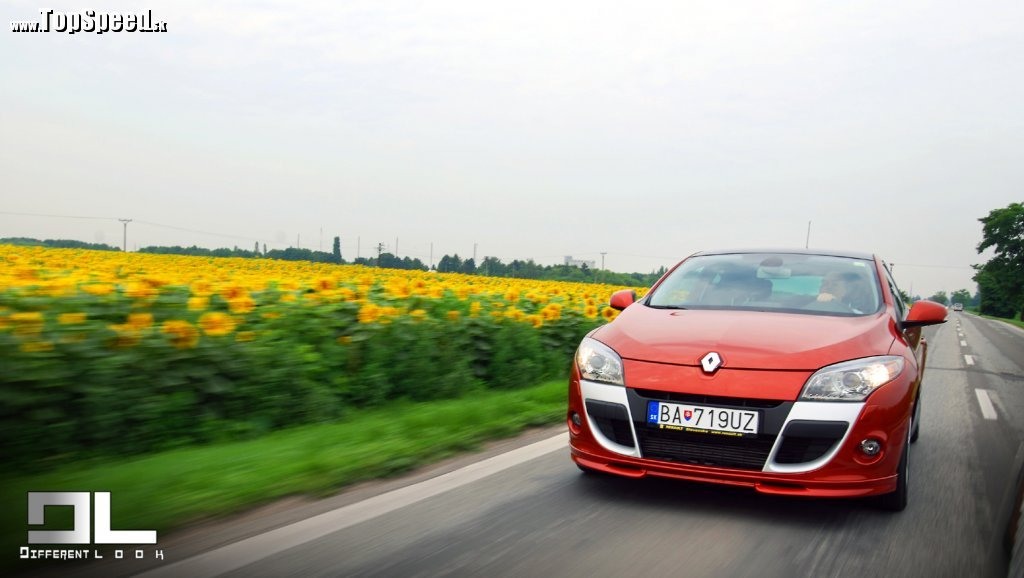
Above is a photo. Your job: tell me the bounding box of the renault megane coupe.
[567,249,947,511]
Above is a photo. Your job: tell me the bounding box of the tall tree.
[974,202,1024,318]
[978,202,1024,265]
[333,236,342,263]
[950,289,972,306]
[479,256,505,277]
[437,254,462,273]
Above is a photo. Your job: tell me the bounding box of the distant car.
[952,303,964,311]
[568,249,947,511]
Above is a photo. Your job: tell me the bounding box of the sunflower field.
[0,245,645,471]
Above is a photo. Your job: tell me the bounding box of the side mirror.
[902,300,948,329]
[609,290,637,311]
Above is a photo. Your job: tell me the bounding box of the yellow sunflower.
[199,312,236,336]
[161,320,199,349]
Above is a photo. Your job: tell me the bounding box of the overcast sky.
[2,1,1021,298]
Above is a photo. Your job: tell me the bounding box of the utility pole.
[600,252,607,270]
[805,221,811,249]
[376,242,385,263]
[118,218,132,252]
[395,237,399,257]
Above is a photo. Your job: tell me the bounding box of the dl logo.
[27,492,157,545]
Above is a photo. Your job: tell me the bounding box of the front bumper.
[569,378,908,498]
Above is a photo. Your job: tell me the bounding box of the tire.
[910,396,921,443]
[879,423,911,512]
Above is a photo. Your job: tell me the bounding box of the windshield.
[647,253,882,316]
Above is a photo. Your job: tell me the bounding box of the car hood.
[592,304,895,371]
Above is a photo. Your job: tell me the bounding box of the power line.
[0,211,288,248]
[0,210,115,221]
[132,219,283,246]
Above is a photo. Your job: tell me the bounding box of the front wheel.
[878,423,911,512]
[910,396,921,443]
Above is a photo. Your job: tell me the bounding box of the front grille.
[637,427,776,470]
[773,420,848,465]
[585,400,635,448]
[774,437,837,464]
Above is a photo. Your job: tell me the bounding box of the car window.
[647,253,882,316]
[883,265,907,320]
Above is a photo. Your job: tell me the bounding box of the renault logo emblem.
[700,352,723,374]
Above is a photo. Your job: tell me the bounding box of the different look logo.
[27,492,156,545]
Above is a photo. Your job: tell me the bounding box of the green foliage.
[361,252,428,271]
[0,237,119,251]
[140,244,261,258]
[436,253,463,273]
[974,202,1024,319]
[265,247,339,264]
[928,290,948,305]
[950,289,972,307]
[0,379,569,573]
[898,288,913,304]
[0,290,599,473]
[977,202,1024,260]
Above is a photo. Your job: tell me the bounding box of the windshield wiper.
[647,304,688,310]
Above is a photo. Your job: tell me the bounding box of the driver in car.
[817,271,872,313]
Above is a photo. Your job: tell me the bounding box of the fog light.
[571,412,582,427]
[860,439,882,456]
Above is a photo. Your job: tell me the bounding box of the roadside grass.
[0,379,568,563]
[979,312,1024,330]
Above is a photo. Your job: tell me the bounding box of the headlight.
[799,356,905,402]
[575,337,624,385]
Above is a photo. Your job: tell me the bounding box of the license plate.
[646,401,759,436]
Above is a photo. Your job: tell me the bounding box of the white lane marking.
[960,340,967,347]
[139,432,568,578]
[964,355,975,366]
[975,389,998,420]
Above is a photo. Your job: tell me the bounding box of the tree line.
[0,237,120,251]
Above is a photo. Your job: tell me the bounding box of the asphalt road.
[31,313,1024,578]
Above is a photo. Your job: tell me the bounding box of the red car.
[568,249,947,510]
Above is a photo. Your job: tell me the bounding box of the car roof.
[690,248,877,261]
